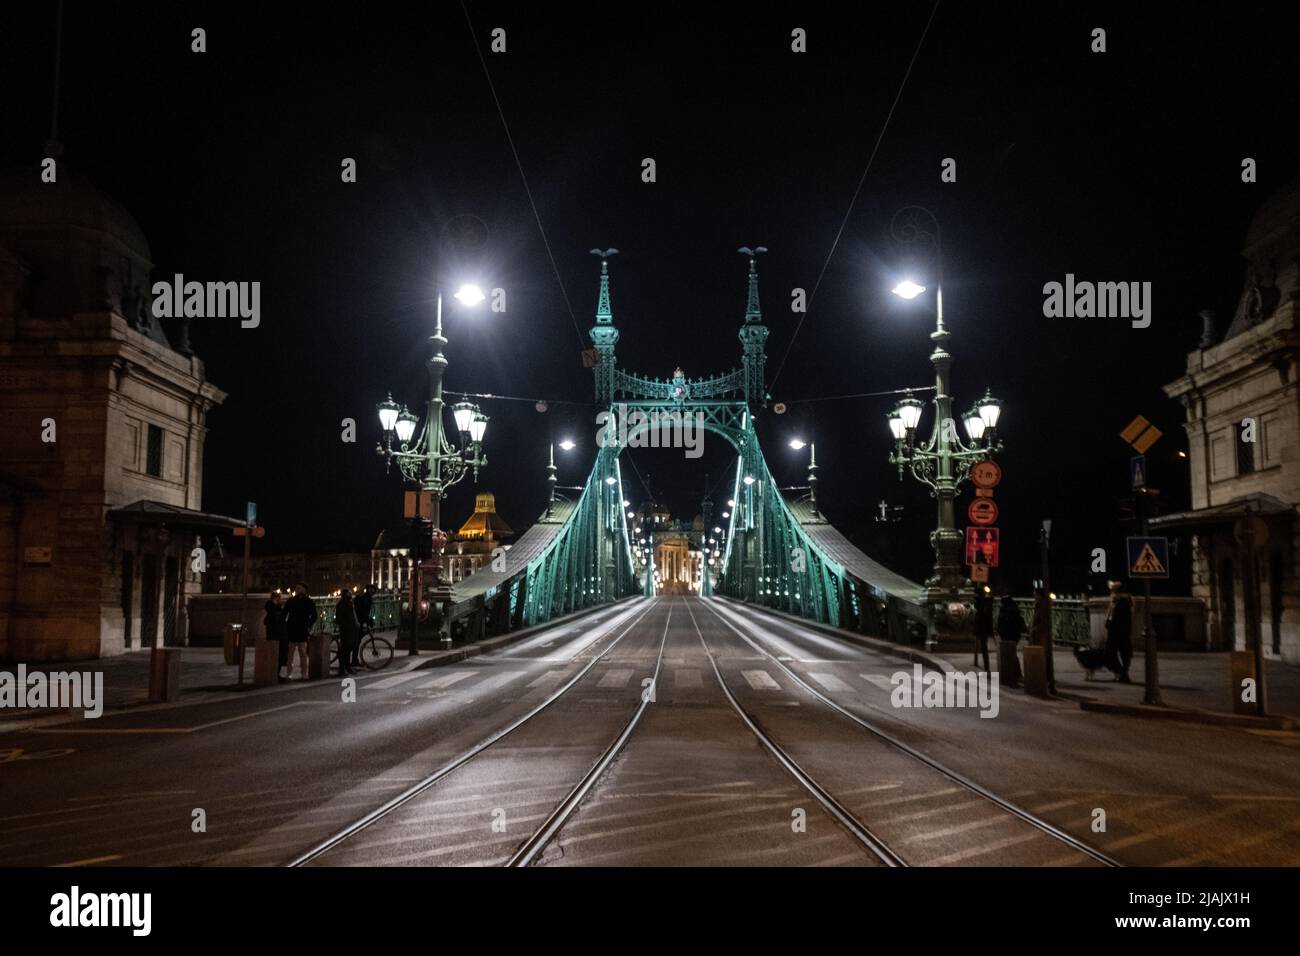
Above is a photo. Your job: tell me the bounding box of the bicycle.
[329,622,394,671]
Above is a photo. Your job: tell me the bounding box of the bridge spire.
[737,247,770,409]
[589,248,620,406]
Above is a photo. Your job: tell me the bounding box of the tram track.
[285,596,661,867]
[702,597,1122,867]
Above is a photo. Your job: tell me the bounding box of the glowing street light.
[891,278,926,300]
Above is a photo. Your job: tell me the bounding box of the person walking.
[283,583,316,681]
[336,589,361,676]
[996,594,1024,688]
[973,591,994,677]
[1104,580,1134,683]
[265,591,289,679]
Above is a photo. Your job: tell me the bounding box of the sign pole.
[1138,491,1163,706]
[237,520,252,686]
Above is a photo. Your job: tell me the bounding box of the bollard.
[1022,644,1049,697]
[1230,650,1256,715]
[149,647,183,702]
[308,633,331,680]
[253,639,280,687]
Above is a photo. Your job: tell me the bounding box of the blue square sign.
[1127,536,1169,579]
[1130,454,1147,490]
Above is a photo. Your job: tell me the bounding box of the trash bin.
[223,624,244,666]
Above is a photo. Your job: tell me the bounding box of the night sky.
[5,2,1298,593]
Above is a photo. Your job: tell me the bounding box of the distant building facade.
[370,492,514,590]
[203,551,371,596]
[0,167,232,661]
[1160,176,1300,663]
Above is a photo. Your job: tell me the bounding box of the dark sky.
[5,2,1298,593]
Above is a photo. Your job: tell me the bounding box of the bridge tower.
[738,247,769,409]
[589,250,619,407]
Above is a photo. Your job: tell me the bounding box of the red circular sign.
[970,460,1002,489]
[968,497,998,525]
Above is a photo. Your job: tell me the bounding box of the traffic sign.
[970,563,989,583]
[1130,454,1147,490]
[245,501,257,525]
[233,526,265,538]
[970,460,1002,489]
[1120,415,1162,453]
[965,527,1000,568]
[967,497,998,525]
[404,490,432,519]
[1126,536,1170,578]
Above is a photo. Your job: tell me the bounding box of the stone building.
[1159,176,1300,663]
[0,166,232,661]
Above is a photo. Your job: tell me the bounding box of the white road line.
[597,668,634,689]
[30,700,330,735]
[418,671,474,690]
[741,669,780,690]
[924,832,1045,867]
[808,672,853,693]
[674,669,702,688]
[369,673,427,691]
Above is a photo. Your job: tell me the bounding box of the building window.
[1235,422,1255,475]
[146,424,163,477]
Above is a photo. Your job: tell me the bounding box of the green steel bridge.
[444,251,937,646]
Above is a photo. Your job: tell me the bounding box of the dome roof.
[0,165,151,261]
[1243,173,1300,255]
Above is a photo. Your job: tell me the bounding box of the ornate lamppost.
[886,206,1004,642]
[376,283,489,653]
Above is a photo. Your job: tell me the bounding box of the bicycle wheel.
[359,635,394,670]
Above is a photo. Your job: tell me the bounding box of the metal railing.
[308,592,402,635]
[1014,596,1091,648]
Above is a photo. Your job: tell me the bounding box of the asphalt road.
[2,596,1298,867]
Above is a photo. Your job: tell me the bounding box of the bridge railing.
[1013,597,1091,648]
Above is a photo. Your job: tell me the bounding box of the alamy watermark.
[0,665,104,718]
[595,403,703,458]
[1042,274,1151,328]
[152,273,260,328]
[890,664,999,718]
[50,886,151,936]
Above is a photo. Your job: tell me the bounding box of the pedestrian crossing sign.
[1126,536,1170,578]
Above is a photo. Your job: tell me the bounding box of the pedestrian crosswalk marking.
[370,673,426,691]
[674,669,702,688]
[808,672,852,693]
[526,670,565,689]
[742,670,780,690]
[1132,543,1166,574]
[860,674,895,692]
[472,670,526,693]
[598,668,634,688]
[418,671,473,690]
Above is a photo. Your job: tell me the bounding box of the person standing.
[336,589,361,676]
[1104,580,1134,683]
[973,591,994,677]
[353,584,375,670]
[265,591,289,679]
[996,594,1024,688]
[283,583,317,681]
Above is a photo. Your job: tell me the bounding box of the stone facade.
[0,167,227,662]
[1163,177,1300,663]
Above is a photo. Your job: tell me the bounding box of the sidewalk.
[0,598,642,732]
[939,643,1300,724]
